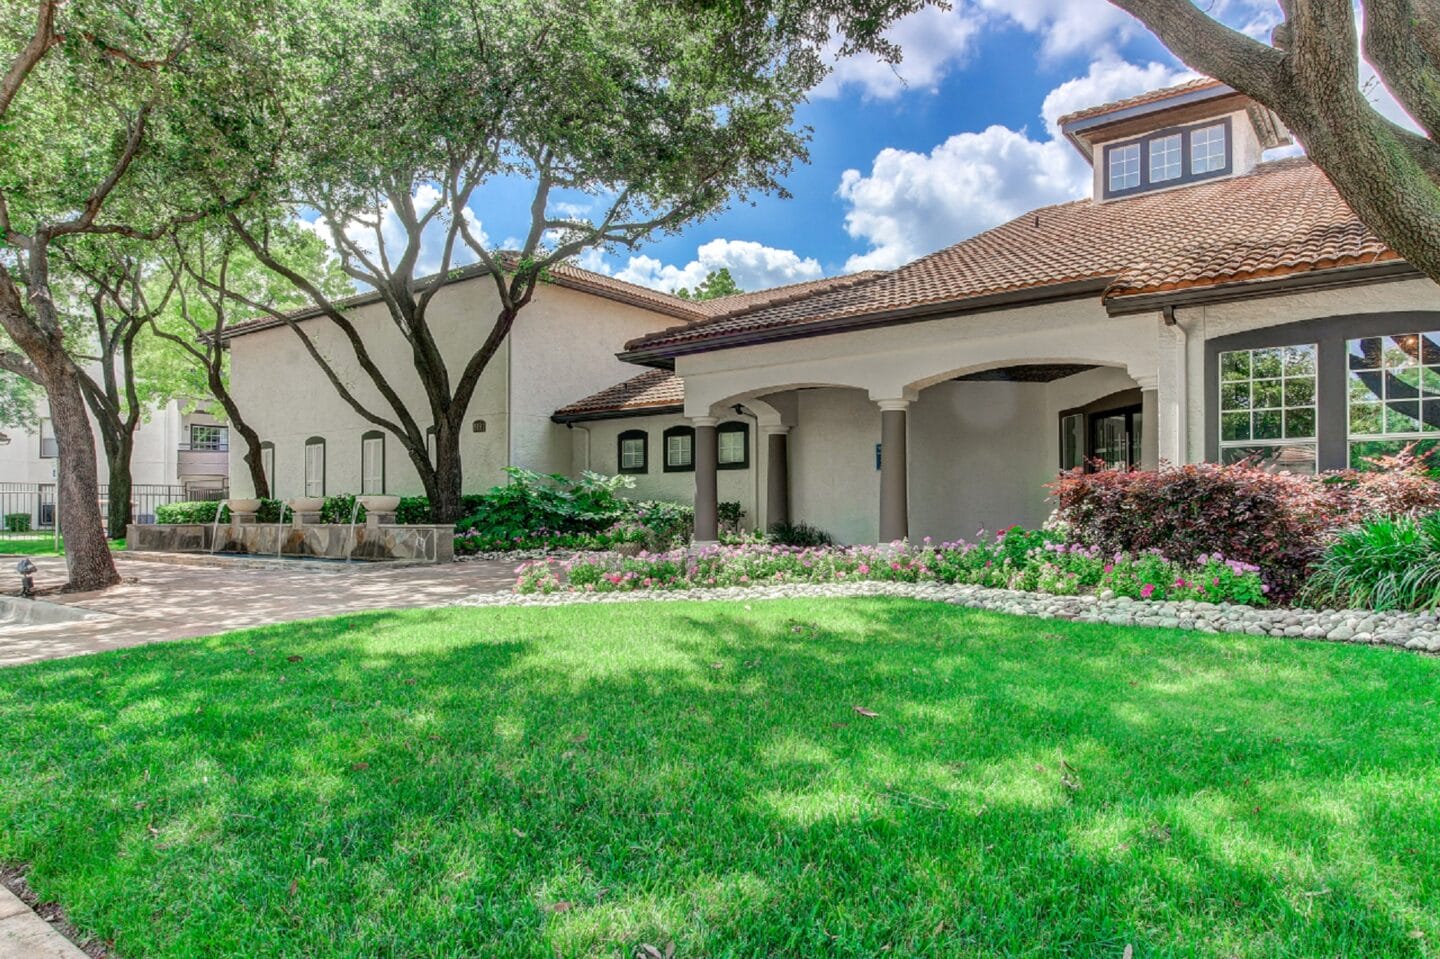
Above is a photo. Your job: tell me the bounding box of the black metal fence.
[0,482,226,539]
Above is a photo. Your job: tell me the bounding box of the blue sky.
[340,1,1407,295]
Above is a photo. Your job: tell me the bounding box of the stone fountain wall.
[127,521,455,564]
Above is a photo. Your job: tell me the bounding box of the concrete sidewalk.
[0,554,518,667]
[0,885,88,959]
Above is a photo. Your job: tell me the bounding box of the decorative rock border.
[455,580,1440,653]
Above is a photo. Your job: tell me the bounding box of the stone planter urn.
[358,495,401,526]
[228,498,263,523]
[286,497,326,526]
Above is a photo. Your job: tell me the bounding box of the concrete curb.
[0,886,88,958]
[0,596,111,627]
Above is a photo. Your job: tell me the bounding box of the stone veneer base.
[455,581,1440,654]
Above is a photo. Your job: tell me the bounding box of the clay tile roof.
[623,158,1400,358]
[1056,77,1224,127]
[552,368,684,421]
[688,271,887,316]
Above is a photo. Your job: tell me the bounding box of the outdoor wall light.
[16,558,37,598]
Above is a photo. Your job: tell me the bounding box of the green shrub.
[396,496,432,524]
[4,513,31,533]
[320,494,366,525]
[768,521,834,548]
[156,501,227,524]
[1304,513,1440,610]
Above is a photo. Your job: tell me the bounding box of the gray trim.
[619,277,1114,365]
[551,403,683,424]
[1203,310,1440,470]
[360,429,385,494]
[716,420,750,470]
[662,425,695,472]
[1105,261,1420,316]
[1101,117,1232,200]
[617,428,649,474]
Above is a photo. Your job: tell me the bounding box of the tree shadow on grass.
[0,598,1437,957]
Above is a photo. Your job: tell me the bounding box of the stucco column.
[877,399,909,543]
[693,416,719,543]
[1139,381,1159,471]
[763,426,790,531]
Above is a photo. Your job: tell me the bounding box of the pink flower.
[1140,583,1156,599]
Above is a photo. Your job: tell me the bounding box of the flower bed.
[514,530,1268,606]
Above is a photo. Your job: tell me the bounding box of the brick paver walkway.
[0,553,518,666]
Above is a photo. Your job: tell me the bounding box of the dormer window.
[1102,117,1233,199]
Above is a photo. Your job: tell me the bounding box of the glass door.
[1088,405,1142,471]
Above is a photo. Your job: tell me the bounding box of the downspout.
[566,423,592,472]
[1162,305,1189,464]
[732,403,760,533]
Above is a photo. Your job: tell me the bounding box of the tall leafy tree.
[1110,0,1440,286]
[222,0,912,522]
[0,0,292,588]
[676,268,745,301]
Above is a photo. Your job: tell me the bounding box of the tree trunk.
[209,370,269,499]
[47,363,121,590]
[103,430,134,540]
[430,423,465,523]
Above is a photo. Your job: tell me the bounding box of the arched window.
[617,429,648,474]
[304,437,325,497]
[717,421,750,470]
[662,425,695,472]
[361,431,385,494]
[260,442,275,495]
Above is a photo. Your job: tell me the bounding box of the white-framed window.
[260,443,275,493]
[1219,344,1318,473]
[617,430,648,473]
[664,427,694,471]
[1108,142,1141,192]
[717,423,749,468]
[361,432,384,494]
[304,438,325,497]
[38,418,57,458]
[1191,123,1227,174]
[1149,133,1182,183]
[1347,331,1440,467]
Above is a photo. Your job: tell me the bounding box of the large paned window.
[717,421,750,469]
[1059,413,1085,470]
[1347,331,1440,466]
[1102,118,1232,198]
[617,429,648,474]
[304,437,325,497]
[260,442,275,494]
[361,431,385,494]
[663,426,695,472]
[1108,143,1140,193]
[38,418,57,458]
[1190,123,1228,174]
[1218,345,1318,473]
[189,424,228,451]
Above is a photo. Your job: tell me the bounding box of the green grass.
[0,536,124,556]
[1,600,1438,958]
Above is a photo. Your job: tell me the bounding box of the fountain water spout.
[344,496,362,562]
[207,499,229,555]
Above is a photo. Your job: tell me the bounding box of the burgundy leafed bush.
[1048,451,1440,601]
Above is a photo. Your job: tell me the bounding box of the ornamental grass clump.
[513,533,1269,606]
[1304,512,1440,611]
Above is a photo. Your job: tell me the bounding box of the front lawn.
[1,600,1437,957]
[0,537,125,557]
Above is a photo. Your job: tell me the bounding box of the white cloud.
[838,57,1193,271]
[303,184,487,281]
[592,238,824,293]
[814,4,985,100]
[973,0,1138,58]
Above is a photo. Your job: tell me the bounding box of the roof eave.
[1103,260,1421,316]
[618,276,1117,364]
[551,403,684,424]
[1060,82,1236,164]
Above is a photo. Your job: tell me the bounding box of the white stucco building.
[224,80,1440,544]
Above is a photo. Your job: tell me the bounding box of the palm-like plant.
[1305,513,1440,611]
